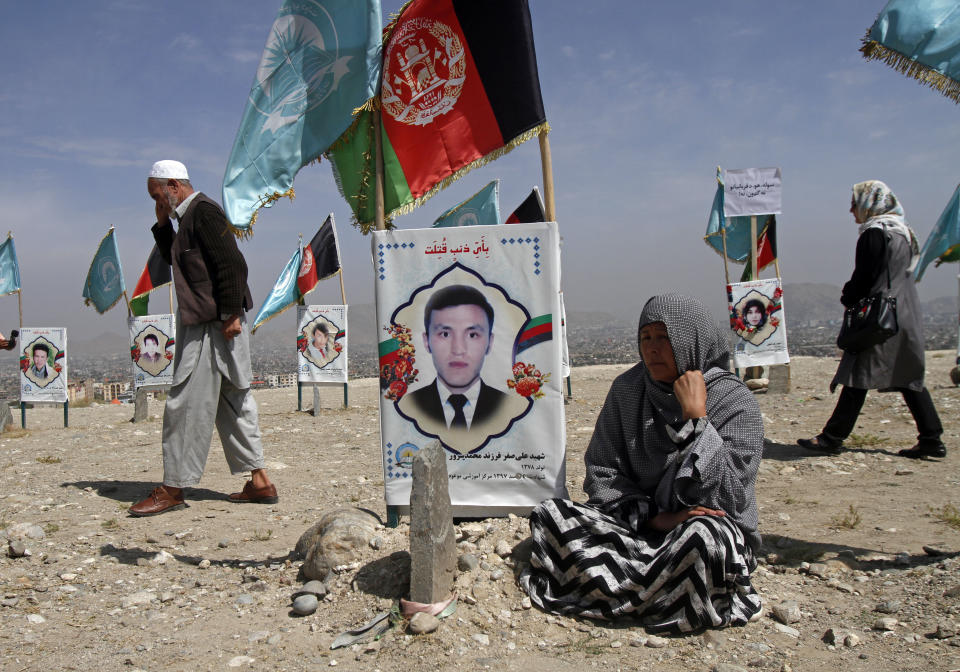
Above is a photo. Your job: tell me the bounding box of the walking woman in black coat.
[798,180,946,459]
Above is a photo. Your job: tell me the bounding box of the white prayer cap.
[148,160,189,180]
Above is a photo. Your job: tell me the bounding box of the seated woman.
[519,294,763,633]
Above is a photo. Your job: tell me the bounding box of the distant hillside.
[784,282,956,327]
[783,283,842,326]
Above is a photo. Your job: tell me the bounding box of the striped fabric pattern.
[519,498,761,633]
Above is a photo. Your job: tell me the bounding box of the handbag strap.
[879,222,892,291]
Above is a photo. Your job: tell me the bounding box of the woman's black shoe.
[797,436,843,455]
[898,443,947,459]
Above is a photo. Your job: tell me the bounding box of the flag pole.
[338,269,348,409]
[750,215,758,280]
[123,290,132,318]
[169,284,174,314]
[720,228,731,285]
[338,270,347,306]
[374,108,386,231]
[17,289,22,329]
[538,130,557,222]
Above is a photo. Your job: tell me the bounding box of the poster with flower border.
[297,305,347,383]
[728,278,789,368]
[19,327,67,403]
[374,222,567,512]
[129,314,175,388]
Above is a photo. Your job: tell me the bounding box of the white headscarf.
[852,180,920,270]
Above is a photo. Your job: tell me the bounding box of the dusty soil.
[1,353,959,672]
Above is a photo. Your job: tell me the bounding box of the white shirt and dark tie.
[436,378,482,429]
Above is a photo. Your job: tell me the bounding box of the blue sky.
[2,0,960,343]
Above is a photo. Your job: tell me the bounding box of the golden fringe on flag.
[861,33,960,104]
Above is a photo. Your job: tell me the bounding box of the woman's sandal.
[796,436,843,455]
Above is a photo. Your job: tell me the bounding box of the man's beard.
[164,188,181,213]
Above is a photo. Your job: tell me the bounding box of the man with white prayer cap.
[130,160,277,516]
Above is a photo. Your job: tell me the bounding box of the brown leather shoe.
[228,481,278,504]
[129,486,186,517]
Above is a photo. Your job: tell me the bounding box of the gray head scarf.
[637,294,733,424]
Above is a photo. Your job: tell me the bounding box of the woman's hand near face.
[646,505,726,532]
[673,370,707,420]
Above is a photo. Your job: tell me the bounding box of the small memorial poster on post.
[297,305,347,383]
[129,314,175,388]
[20,328,67,403]
[374,222,567,512]
[728,279,790,368]
[723,167,782,217]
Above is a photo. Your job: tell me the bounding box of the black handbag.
[836,225,899,353]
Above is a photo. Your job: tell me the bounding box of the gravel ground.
[1,352,959,671]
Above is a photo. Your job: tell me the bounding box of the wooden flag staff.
[374,107,386,232]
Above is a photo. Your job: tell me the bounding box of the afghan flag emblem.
[513,314,552,358]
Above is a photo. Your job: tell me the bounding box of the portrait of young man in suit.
[404,284,508,432]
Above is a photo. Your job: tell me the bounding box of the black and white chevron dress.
[518,498,761,633]
[519,295,764,633]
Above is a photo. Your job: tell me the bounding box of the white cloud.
[227,49,262,64]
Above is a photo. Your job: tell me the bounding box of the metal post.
[63,400,68,428]
[20,402,25,429]
[297,382,303,411]
[343,382,348,408]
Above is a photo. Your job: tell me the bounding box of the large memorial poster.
[20,328,67,403]
[728,278,790,367]
[375,222,566,510]
[129,314,175,388]
[297,305,347,383]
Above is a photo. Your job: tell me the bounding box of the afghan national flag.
[861,0,960,104]
[327,0,548,232]
[130,244,171,317]
[506,187,545,223]
[513,314,552,358]
[739,216,778,281]
[297,214,342,296]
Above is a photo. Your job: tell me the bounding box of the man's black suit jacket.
[405,378,508,429]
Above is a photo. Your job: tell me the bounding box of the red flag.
[506,187,545,223]
[297,215,341,297]
[756,216,777,270]
[739,216,778,282]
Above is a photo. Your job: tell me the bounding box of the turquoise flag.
[916,183,960,280]
[82,228,126,314]
[0,234,21,296]
[252,243,303,332]
[222,0,382,234]
[862,0,960,103]
[703,172,756,264]
[432,180,501,228]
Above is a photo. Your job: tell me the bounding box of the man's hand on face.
[155,196,172,225]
